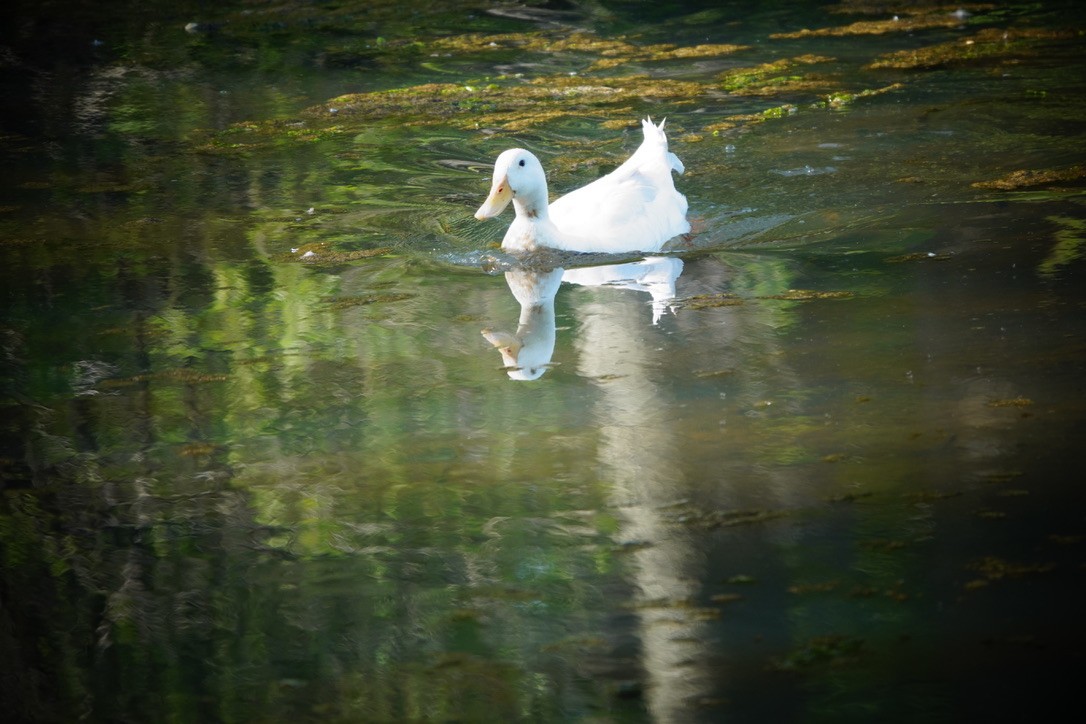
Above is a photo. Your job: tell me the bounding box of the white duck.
[475,118,690,254]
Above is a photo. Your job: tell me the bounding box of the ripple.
[771,165,838,177]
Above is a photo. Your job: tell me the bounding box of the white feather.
[475,118,690,253]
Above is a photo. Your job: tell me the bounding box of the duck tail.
[642,117,684,175]
[641,116,666,142]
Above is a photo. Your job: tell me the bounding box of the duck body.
[475,118,689,254]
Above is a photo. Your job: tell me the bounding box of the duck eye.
[518,159,525,167]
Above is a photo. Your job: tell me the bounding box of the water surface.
[2,1,1084,722]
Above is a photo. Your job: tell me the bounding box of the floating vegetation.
[904,489,962,502]
[694,368,736,378]
[966,556,1057,584]
[818,83,904,109]
[972,167,1086,191]
[824,2,995,14]
[178,442,220,457]
[710,593,745,604]
[757,289,854,301]
[977,470,1022,484]
[322,293,415,310]
[848,584,908,602]
[101,368,229,388]
[199,120,348,153]
[724,574,758,585]
[304,74,707,132]
[788,580,840,594]
[995,489,1029,497]
[666,506,790,529]
[771,10,969,39]
[1039,216,1086,277]
[860,538,907,551]
[719,55,834,95]
[885,251,953,262]
[679,292,744,309]
[866,27,1076,70]
[283,244,395,265]
[987,397,1033,408]
[202,45,903,151]
[427,31,749,71]
[773,635,865,671]
[824,491,874,503]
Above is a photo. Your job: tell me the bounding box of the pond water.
[2,1,1085,721]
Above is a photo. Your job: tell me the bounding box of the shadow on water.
[2,0,1085,722]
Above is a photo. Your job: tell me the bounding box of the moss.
[680,292,745,309]
[283,244,395,266]
[886,252,952,262]
[967,556,1056,581]
[588,42,750,71]
[323,293,415,310]
[771,12,967,39]
[1039,215,1086,277]
[756,289,854,301]
[987,397,1033,408]
[427,31,748,71]
[819,82,904,108]
[719,55,834,94]
[972,166,1086,190]
[101,369,229,388]
[305,74,705,132]
[867,27,1077,70]
[824,2,995,15]
[773,635,865,671]
[428,30,640,58]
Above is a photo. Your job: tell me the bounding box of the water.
[2,1,1085,722]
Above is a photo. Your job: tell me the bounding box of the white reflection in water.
[570,263,710,722]
[482,256,683,380]
[483,254,727,718]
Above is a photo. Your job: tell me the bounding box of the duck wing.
[549,119,689,253]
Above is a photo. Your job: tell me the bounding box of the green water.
[2,1,1085,722]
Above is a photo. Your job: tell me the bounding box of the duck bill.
[475,176,513,220]
[481,328,522,368]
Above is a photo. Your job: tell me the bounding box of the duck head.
[475,149,549,221]
[481,267,563,381]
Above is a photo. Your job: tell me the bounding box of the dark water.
[2,1,1085,722]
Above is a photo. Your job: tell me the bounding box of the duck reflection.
[482,257,684,380]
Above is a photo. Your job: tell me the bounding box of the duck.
[474,118,690,254]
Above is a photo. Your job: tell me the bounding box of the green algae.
[771,11,969,39]
[866,27,1077,70]
[282,243,396,266]
[818,83,905,108]
[323,292,415,310]
[1038,216,1086,277]
[679,292,745,309]
[757,289,855,301]
[972,166,1086,190]
[824,1,994,14]
[100,368,230,388]
[719,55,835,95]
[428,30,749,71]
[302,74,707,133]
[773,635,865,671]
[203,34,902,152]
[987,397,1034,408]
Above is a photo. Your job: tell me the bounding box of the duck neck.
[513,184,549,221]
